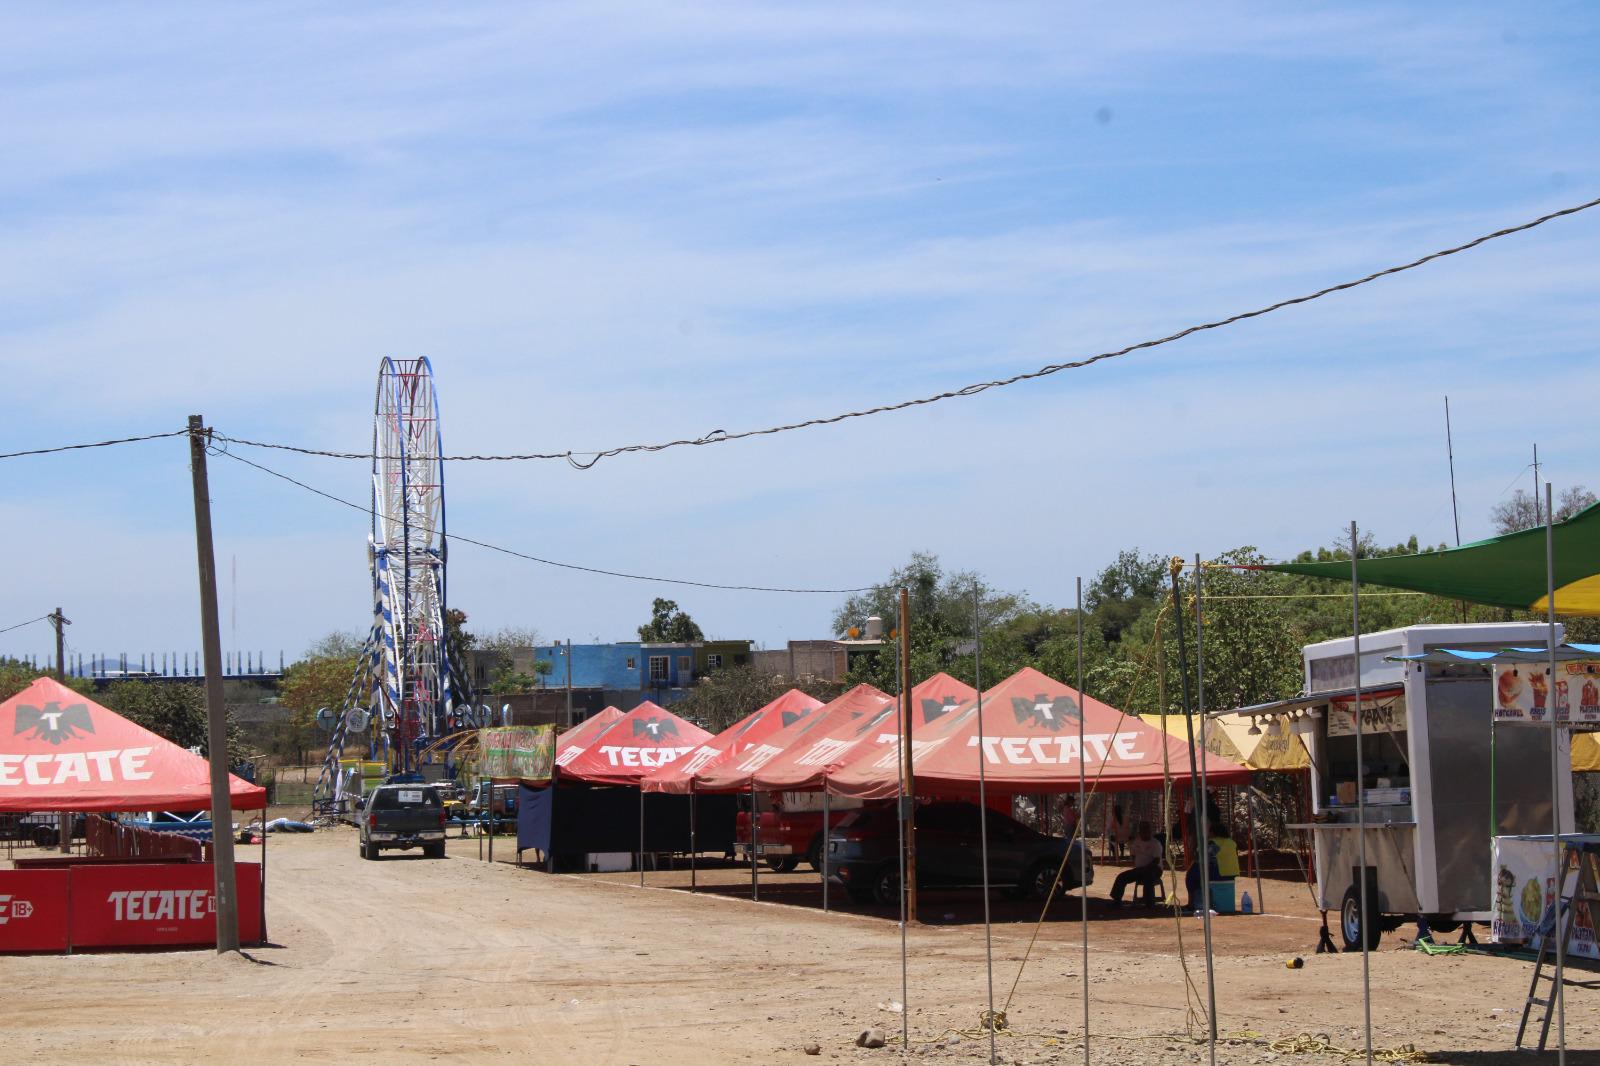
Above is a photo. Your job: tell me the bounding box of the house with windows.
[503,638,753,708]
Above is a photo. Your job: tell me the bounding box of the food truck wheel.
[806,836,824,872]
[1340,886,1381,951]
[766,856,800,873]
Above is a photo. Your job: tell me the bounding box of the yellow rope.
[896,1023,1427,1063]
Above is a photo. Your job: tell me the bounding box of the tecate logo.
[0,894,35,924]
[107,889,213,922]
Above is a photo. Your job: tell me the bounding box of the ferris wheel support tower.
[369,357,455,771]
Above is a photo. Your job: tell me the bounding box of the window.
[648,656,669,682]
[626,657,636,670]
[678,656,691,672]
[706,654,722,670]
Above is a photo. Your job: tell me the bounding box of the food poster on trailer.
[1495,662,1600,725]
[1492,835,1600,960]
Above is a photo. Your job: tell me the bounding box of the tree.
[638,598,705,642]
[833,553,1032,692]
[0,659,95,702]
[101,681,242,761]
[667,664,846,734]
[1491,485,1596,535]
[277,651,361,766]
[305,631,364,659]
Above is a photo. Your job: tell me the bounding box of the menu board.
[1494,663,1600,725]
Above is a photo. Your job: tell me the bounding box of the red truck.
[735,792,872,872]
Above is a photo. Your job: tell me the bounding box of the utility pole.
[188,416,241,953]
[899,588,916,923]
[48,608,69,680]
[1533,444,1542,526]
[49,608,71,852]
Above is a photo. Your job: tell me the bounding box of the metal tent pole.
[751,782,760,902]
[1193,553,1218,1057]
[1350,521,1373,1066]
[1170,559,1216,1047]
[894,622,909,1054]
[1075,576,1090,1065]
[1249,776,1265,913]
[974,587,997,1066]
[822,785,830,913]
[690,786,697,893]
[1545,482,1567,1066]
[639,785,645,887]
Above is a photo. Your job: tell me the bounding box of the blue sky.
[3,3,1599,665]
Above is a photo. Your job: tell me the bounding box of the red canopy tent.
[556,701,712,787]
[752,675,978,793]
[827,667,1249,799]
[0,678,265,812]
[694,684,892,793]
[640,689,823,795]
[553,706,624,769]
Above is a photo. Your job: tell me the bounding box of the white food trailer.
[1233,621,1573,950]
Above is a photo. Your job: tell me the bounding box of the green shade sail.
[1261,502,1600,616]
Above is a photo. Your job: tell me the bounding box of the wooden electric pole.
[899,587,917,923]
[49,608,71,851]
[188,416,241,953]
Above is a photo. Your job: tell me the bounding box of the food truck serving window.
[1324,694,1410,806]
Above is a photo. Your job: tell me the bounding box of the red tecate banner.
[69,863,262,949]
[0,869,70,952]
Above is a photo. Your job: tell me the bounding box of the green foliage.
[100,681,243,762]
[277,652,361,765]
[638,598,705,642]
[0,659,95,702]
[834,539,1594,719]
[668,664,846,734]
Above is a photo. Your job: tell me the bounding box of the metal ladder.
[1516,840,1600,1052]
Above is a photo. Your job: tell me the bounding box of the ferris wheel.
[368,356,455,769]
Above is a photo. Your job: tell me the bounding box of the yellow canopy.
[1139,713,1311,772]
[1572,733,1600,773]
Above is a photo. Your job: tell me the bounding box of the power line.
[0,615,51,637]
[0,429,189,461]
[209,444,875,595]
[210,193,1600,468]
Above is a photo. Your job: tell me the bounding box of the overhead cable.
[0,615,51,638]
[0,429,189,461]
[209,193,1600,467]
[210,445,875,594]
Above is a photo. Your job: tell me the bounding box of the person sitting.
[1185,822,1240,910]
[1108,821,1165,908]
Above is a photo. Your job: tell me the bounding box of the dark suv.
[827,801,1092,905]
[360,784,447,859]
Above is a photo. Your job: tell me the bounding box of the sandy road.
[4,825,1597,1065]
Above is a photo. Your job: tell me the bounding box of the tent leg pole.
[1351,522,1374,1066]
[639,786,645,887]
[751,784,759,902]
[974,587,996,1066]
[690,789,697,893]
[260,811,267,945]
[822,786,830,914]
[1250,779,1265,913]
[1545,482,1566,1066]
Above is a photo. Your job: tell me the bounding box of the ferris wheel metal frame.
[367,356,456,771]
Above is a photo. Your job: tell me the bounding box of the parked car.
[465,782,518,819]
[359,784,448,859]
[0,812,85,847]
[734,792,867,872]
[826,801,1093,905]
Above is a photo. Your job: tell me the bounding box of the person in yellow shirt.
[1211,824,1240,880]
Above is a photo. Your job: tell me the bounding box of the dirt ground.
[6,819,1599,1065]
